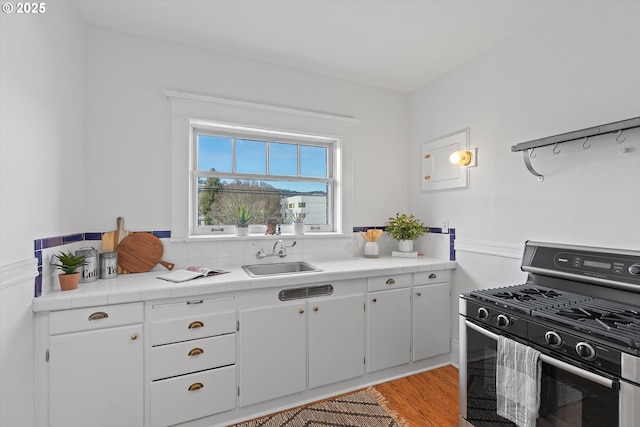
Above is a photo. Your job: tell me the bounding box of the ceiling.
[73,0,566,93]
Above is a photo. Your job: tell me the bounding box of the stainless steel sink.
[242,261,322,277]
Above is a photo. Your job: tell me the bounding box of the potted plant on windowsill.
[53,251,87,291]
[236,205,251,236]
[288,210,307,235]
[385,213,429,252]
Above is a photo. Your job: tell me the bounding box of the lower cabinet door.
[308,294,365,389]
[49,324,143,427]
[238,301,306,407]
[367,288,411,373]
[150,365,236,427]
[413,282,450,361]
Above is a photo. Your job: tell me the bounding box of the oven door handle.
[465,319,616,389]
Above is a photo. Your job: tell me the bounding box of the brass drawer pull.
[428,273,437,279]
[88,311,109,321]
[188,382,204,392]
[313,306,319,312]
[371,298,377,303]
[188,321,204,329]
[298,308,305,314]
[385,278,396,285]
[188,348,204,357]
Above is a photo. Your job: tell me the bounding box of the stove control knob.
[576,342,596,361]
[496,314,510,327]
[544,331,562,348]
[477,307,489,320]
[629,264,640,276]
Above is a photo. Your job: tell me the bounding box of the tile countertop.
[33,256,456,312]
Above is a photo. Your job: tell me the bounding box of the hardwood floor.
[374,364,459,427]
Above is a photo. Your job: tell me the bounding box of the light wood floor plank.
[374,365,459,426]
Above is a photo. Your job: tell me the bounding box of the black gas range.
[459,241,640,427]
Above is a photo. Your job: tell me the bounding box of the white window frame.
[191,122,336,235]
[165,90,357,240]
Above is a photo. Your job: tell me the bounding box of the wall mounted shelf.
[511,116,640,181]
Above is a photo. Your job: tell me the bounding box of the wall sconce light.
[449,148,477,167]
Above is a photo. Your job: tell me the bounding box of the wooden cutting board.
[116,232,175,273]
[101,217,130,274]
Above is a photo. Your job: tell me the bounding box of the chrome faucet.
[252,240,297,259]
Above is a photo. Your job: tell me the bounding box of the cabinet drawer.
[150,365,236,427]
[150,333,236,381]
[367,273,411,292]
[49,302,143,335]
[150,310,236,346]
[413,270,450,285]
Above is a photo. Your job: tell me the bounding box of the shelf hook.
[616,130,626,143]
[582,137,591,149]
[529,147,536,158]
[553,142,561,154]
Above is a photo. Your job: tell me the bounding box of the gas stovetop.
[467,283,640,351]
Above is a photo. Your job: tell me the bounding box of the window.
[193,122,335,234]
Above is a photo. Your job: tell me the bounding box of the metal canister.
[99,251,118,279]
[76,247,98,283]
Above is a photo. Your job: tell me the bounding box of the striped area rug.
[233,387,409,427]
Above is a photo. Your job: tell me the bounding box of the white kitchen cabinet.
[367,286,411,373]
[147,296,237,427]
[412,281,450,361]
[308,294,365,389]
[238,300,307,407]
[48,303,143,427]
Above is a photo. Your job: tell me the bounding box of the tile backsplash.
[35,226,455,297]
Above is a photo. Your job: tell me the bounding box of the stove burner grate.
[469,284,593,313]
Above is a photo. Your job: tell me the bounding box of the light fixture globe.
[449,150,473,166]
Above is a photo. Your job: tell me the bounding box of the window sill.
[171,232,351,243]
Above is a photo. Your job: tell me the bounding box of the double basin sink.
[242,261,322,277]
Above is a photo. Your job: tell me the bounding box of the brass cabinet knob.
[188,382,204,392]
[188,321,204,329]
[371,298,377,303]
[424,175,431,180]
[313,306,319,312]
[299,308,305,314]
[188,348,204,357]
[130,333,138,341]
[424,154,431,159]
[416,292,422,297]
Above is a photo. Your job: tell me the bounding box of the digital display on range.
[583,260,611,270]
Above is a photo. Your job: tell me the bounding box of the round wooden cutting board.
[116,233,175,273]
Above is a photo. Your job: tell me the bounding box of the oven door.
[459,317,633,427]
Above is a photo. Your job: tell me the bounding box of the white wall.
[83,25,410,233]
[0,2,84,426]
[408,1,640,347]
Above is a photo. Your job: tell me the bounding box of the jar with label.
[76,247,98,283]
[99,251,118,279]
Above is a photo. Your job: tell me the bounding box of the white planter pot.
[292,222,305,235]
[236,225,249,236]
[398,240,414,252]
[364,241,379,258]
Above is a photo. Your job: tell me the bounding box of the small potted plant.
[53,251,87,291]
[385,213,429,252]
[288,210,307,235]
[236,205,251,236]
